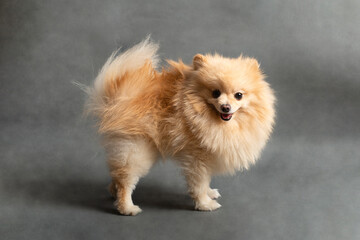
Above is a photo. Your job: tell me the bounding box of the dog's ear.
[193,54,206,70]
[249,58,260,69]
[239,56,260,71]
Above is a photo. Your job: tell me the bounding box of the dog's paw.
[195,200,221,211]
[208,188,221,199]
[118,205,142,216]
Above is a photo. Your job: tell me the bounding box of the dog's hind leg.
[105,136,158,216]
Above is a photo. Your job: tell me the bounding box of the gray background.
[1,0,359,239]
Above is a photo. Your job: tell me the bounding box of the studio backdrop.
[0,1,359,240]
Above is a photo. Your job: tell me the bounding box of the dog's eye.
[234,92,243,100]
[212,89,221,98]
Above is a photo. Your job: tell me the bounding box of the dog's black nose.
[221,104,231,113]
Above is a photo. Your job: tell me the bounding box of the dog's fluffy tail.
[86,36,159,116]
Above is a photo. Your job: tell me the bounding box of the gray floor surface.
[1,1,359,239]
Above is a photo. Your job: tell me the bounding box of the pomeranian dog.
[86,37,275,216]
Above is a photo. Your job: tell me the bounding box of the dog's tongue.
[220,113,233,121]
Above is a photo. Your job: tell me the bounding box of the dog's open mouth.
[220,113,233,121]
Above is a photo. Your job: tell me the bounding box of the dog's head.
[169,53,275,171]
[183,53,272,124]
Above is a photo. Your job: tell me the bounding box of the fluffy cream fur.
[87,37,276,216]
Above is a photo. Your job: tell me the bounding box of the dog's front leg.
[182,160,221,211]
